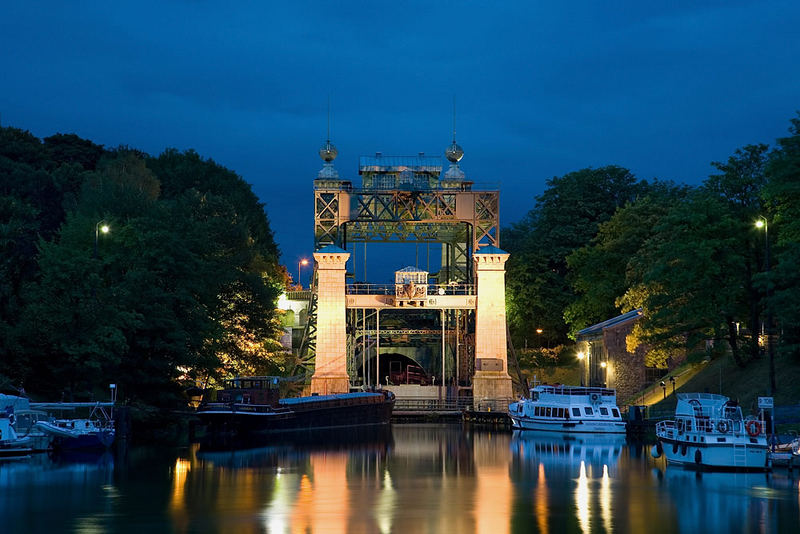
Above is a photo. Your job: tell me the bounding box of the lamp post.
[669,376,675,396]
[94,221,110,258]
[577,351,585,386]
[600,361,607,387]
[756,217,776,395]
[298,258,309,289]
[660,380,666,400]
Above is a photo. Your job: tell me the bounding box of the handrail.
[346,283,475,296]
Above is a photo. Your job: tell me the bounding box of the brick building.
[576,309,685,404]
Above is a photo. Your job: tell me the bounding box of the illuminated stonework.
[310,246,351,395]
[473,246,513,404]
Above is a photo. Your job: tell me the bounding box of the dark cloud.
[2,1,799,278]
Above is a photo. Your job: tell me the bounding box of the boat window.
[532,392,539,401]
[546,407,552,417]
[686,419,693,431]
[584,407,594,415]
[535,407,541,416]
[612,408,619,418]
[600,407,609,416]
[572,407,581,417]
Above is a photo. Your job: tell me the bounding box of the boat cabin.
[214,377,282,406]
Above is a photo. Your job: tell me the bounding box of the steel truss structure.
[314,186,499,283]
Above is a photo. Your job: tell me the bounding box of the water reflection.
[654,468,786,534]
[510,431,625,533]
[2,425,800,533]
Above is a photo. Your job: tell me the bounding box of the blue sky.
[2,1,799,284]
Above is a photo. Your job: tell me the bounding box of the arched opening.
[355,353,430,386]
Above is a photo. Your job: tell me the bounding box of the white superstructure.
[508,385,626,433]
[653,393,768,470]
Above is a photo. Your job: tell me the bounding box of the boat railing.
[657,416,758,438]
[534,386,616,398]
[200,402,291,414]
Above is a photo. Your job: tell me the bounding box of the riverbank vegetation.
[0,128,290,434]
[505,112,800,390]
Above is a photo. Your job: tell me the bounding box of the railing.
[393,398,512,413]
[394,398,474,412]
[346,283,475,296]
[535,386,615,397]
[656,417,759,437]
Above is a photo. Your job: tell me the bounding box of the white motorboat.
[653,393,768,471]
[508,385,626,433]
[35,418,115,450]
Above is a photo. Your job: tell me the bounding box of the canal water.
[1,424,798,533]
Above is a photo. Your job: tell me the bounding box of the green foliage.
[619,190,758,368]
[0,127,287,417]
[764,114,800,358]
[505,166,648,347]
[565,182,688,338]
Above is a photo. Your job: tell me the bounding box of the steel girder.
[314,188,500,252]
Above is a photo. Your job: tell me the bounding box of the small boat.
[653,393,769,471]
[508,385,626,433]
[197,376,395,440]
[0,413,32,458]
[35,418,115,451]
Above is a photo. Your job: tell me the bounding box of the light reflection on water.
[1,425,799,533]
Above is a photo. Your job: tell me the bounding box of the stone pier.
[472,246,513,406]
[310,246,351,395]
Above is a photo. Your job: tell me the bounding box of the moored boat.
[35,418,115,451]
[196,376,395,439]
[0,413,32,458]
[508,385,626,433]
[653,393,769,471]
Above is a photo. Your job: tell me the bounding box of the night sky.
[2,2,799,284]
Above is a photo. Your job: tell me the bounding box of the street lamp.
[660,380,666,400]
[669,376,676,396]
[600,361,607,387]
[298,258,309,289]
[577,351,585,386]
[756,216,776,395]
[94,221,110,258]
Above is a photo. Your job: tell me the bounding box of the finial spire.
[445,96,464,165]
[318,97,339,177]
[452,95,457,143]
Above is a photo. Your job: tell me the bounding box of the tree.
[619,191,752,367]
[764,114,800,360]
[564,182,688,338]
[505,166,647,346]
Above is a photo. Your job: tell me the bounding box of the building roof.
[396,265,427,273]
[359,155,443,174]
[474,245,508,255]
[576,308,643,340]
[315,245,347,254]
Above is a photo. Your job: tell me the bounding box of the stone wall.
[604,319,648,404]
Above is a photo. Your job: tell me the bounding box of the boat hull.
[35,421,115,451]
[510,416,626,434]
[52,431,115,451]
[0,446,32,458]
[658,438,768,471]
[198,391,395,438]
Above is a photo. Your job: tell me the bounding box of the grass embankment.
[648,350,800,434]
